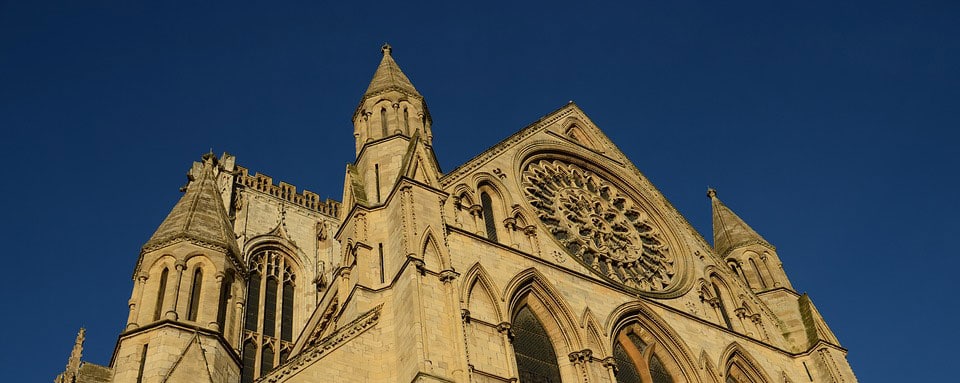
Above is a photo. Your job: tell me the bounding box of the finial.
[381,43,392,55]
[706,187,717,199]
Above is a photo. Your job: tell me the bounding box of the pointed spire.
[708,188,773,256]
[364,43,420,97]
[143,155,240,257]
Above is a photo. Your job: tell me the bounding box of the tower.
[111,153,244,383]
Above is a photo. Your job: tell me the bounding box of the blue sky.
[1,1,957,381]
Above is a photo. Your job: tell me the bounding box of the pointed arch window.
[713,283,734,330]
[242,249,298,379]
[402,107,409,134]
[261,346,275,377]
[512,306,562,383]
[613,325,675,383]
[240,341,256,383]
[153,268,169,321]
[187,268,203,321]
[216,272,233,332]
[380,107,388,136]
[480,192,498,242]
[749,258,767,289]
[281,282,295,341]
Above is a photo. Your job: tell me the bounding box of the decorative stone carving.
[522,160,677,293]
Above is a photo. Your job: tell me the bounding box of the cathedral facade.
[56,45,858,383]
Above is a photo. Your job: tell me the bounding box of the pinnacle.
[709,188,773,256]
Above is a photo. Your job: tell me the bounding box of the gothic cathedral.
[56,45,858,383]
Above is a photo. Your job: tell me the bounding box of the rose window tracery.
[522,160,676,292]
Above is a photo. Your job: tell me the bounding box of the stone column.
[126,274,148,330]
[392,102,402,134]
[209,272,225,331]
[165,262,186,320]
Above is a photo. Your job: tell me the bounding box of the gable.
[440,102,711,299]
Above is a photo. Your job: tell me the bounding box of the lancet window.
[512,306,562,383]
[241,249,297,382]
[153,268,168,321]
[186,268,202,321]
[480,192,498,242]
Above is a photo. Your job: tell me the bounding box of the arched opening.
[260,346,275,377]
[513,305,562,383]
[240,341,256,383]
[153,268,169,321]
[281,281,294,341]
[748,258,767,289]
[244,273,260,331]
[186,268,203,321]
[480,191,498,242]
[380,107,388,136]
[241,248,299,379]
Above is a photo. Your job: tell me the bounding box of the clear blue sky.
[1,1,957,381]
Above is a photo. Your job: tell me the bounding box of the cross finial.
[706,187,717,199]
[381,43,392,55]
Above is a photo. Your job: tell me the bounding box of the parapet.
[235,166,341,218]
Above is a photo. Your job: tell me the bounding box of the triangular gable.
[440,102,711,298]
[398,131,441,186]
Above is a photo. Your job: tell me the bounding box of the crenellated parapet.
[235,166,341,217]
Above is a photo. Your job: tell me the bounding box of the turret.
[352,44,432,152]
[708,188,793,291]
[110,153,244,383]
[345,45,440,208]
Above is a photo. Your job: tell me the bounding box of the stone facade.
[56,45,857,383]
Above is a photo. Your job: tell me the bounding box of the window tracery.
[522,160,678,294]
[613,325,675,383]
[241,249,297,382]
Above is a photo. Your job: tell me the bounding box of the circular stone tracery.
[522,160,676,293]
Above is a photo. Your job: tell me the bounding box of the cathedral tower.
[110,153,245,383]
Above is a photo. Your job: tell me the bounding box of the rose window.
[522,160,676,292]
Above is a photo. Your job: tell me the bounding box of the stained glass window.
[613,341,642,383]
[241,342,256,383]
[281,282,294,341]
[261,347,274,377]
[241,250,297,379]
[513,306,561,383]
[649,354,673,383]
[244,273,260,331]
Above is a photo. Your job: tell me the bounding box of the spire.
[364,43,420,97]
[708,188,773,257]
[143,154,240,257]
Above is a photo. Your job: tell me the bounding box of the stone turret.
[345,45,441,208]
[110,153,244,383]
[709,188,792,291]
